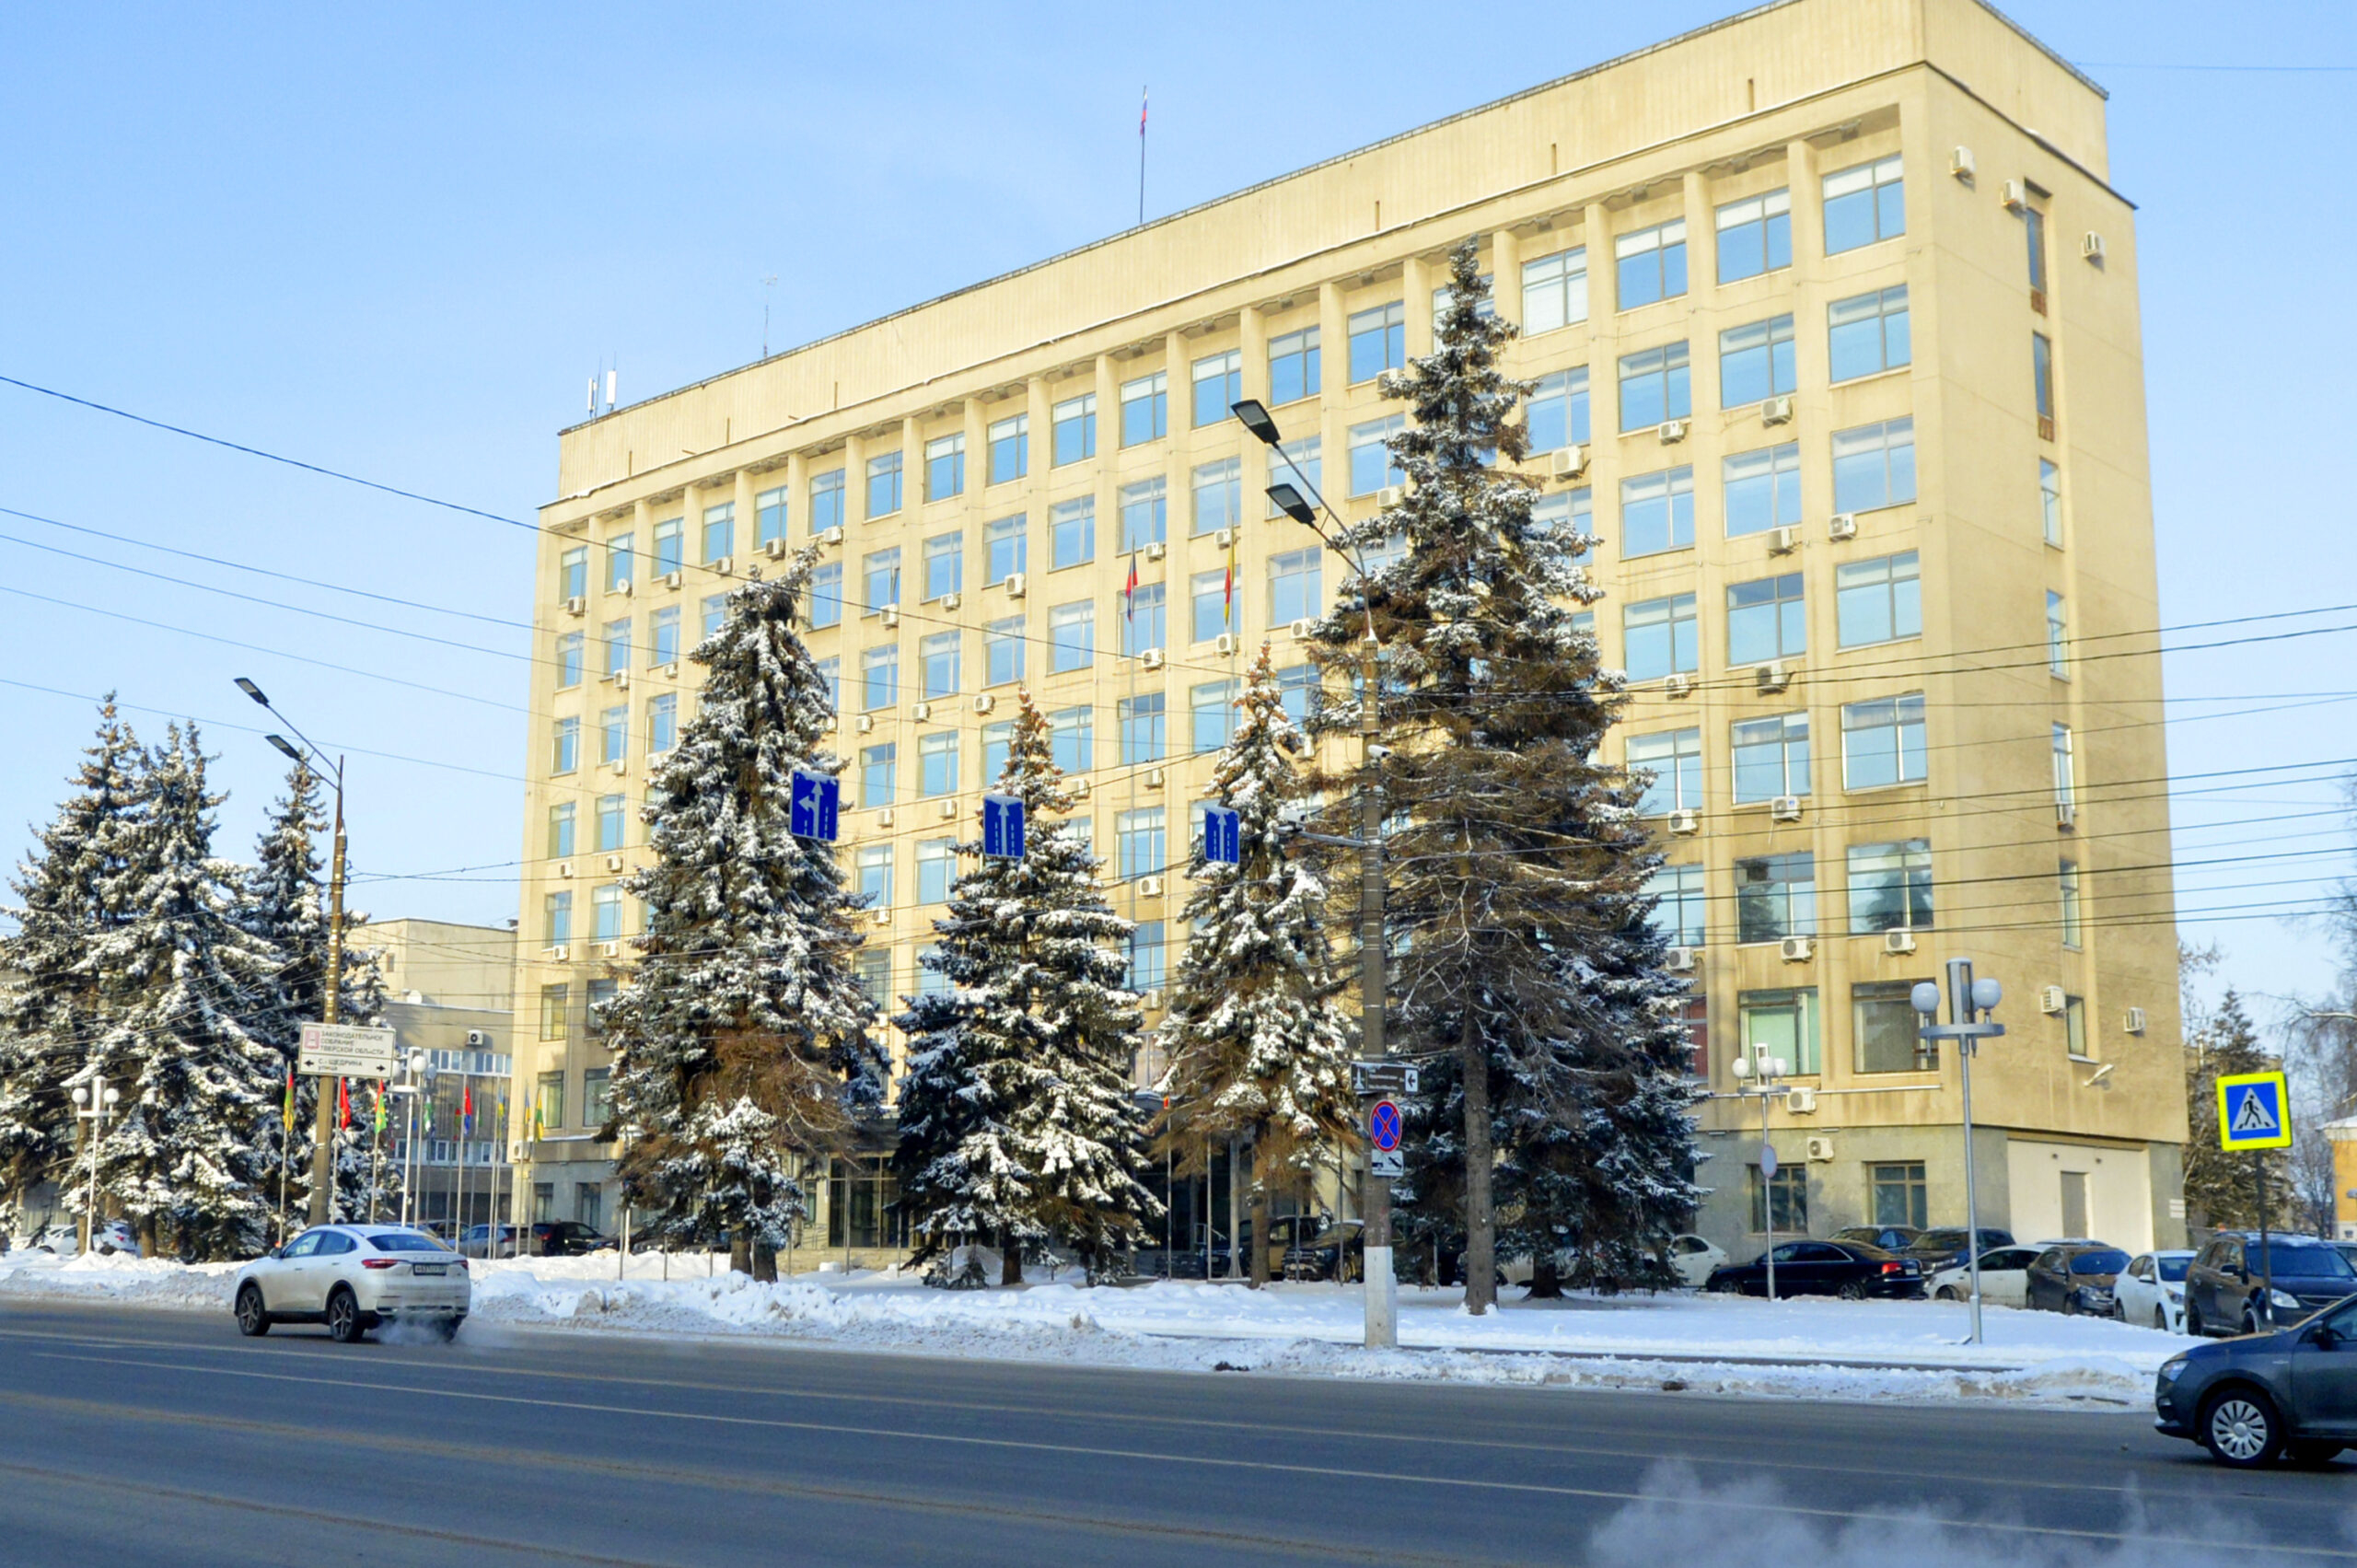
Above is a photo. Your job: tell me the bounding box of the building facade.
[357,919,521,1230]
[512,0,2189,1260]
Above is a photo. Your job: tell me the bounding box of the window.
[539,983,569,1040]
[1052,393,1096,467]
[1121,582,1166,656]
[984,514,1026,585]
[981,721,1014,784]
[602,618,632,679]
[809,563,844,628]
[1521,246,1588,334]
[702,503,734,565]
[1749,1165,1807,1234]
[596,794,626,853]
[552,716,580,774]
[920,631,959,699]
[1719,315,1796,406]
[1823,154,1904,253]
[556,631,583,688]
[1276,665,1319,726]
[652,517,683,575]
[924,434,965,502]
[649,605,679,668]
[599,705,627,767]
[646,692,678,755]
[1192,458,1241,535]
[1855,983,1927,1074]
[1831,419,1916,514]
[1726,574,1805,666]
[2032,332,2055,433]
[1349,417,1404,497]
[1192,349,1241,429]
[560,546,587,602]
[1264,438,1320,517]
[1646,864,1707,947]
[1268,548,1321,626]
[1616,219,1688,308]
[1128,921,1167,993]
[1532,488,1595,553]
[1617,342,1690,431]
[917,838,956,903]
[1527,368,1590,454]
[2024,203,2049,306]
[866,450,903,517]
[919,730,958,797]
[1116,807,1166,879]
[1840,694,1926,790]
[537,1071,566,1132]
[544,889,574,946]
[2052,723,2076,815]
[1269,326,1320,403]
[1431,273,1493,329]
[1120,371,1167,447]
[1723,444,1802,539]
[2059,860,2083,948]
[1120,692,1166,763]
[984,616,1025,686]
[1049,600,1094,672]
[1191,680,1236,752]
[987,413,1028,485]
[2039,459,2063,547]
[1736,857,1816,945]
[1120,479,1166,552]
[1871,1161,1929,1228]
[1716,188,1791,283]
[1733,713,1809,802]
[857,845,894,910]
[853,949,890,1010]
[1829,286,1910,382]
[1620,466,1695,557]
[2065,995,2090,1061]
[547,802,575,859]
[1623,593,1698,681]
[2046,590,2068,677]
[1050,497,1094,570]
[1190,570,1230,644]
[756,486,788,548]
[1739,985,1820,1075]
[592,882,623,941]
[861,645,898,710]
[816,656,841,711]
[811,468,846,533]
[1835,552,1921,646]
[700,595,726,642]
[923,533,962,600]
[862,548,901,614]
[860,743,896,809]
[1627,728,1702,816]
[582,1069,611,1131]
[1049,706,1092,772]
[605,534,634,594]
[1848,840,1933,933]
[1348,301,1405,383]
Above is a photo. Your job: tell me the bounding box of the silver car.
[233,1224,470,1343]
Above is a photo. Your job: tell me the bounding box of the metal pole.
[1950,957,1986,1347]
[306,762,347,1225]
[1761,1085,1776,1303]
[2258,1153,2273,1327]
[1357,633,1395,1349]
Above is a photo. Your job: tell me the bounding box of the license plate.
[412,1264,447,1276]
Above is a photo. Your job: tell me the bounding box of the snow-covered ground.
[0,1246,2195,1409]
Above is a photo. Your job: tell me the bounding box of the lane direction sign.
[981,794,1027,860]
[2218,1070,2293,1151]
[789,770,841,842]
[1202,805,1241,866]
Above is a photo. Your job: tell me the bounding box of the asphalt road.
[0,1302,2351,1566]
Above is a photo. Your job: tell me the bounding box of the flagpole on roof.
[1138,87,1148,227]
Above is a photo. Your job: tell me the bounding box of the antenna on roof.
[605,367,618,412]
[586,377,598,415]
[761,275,779,358]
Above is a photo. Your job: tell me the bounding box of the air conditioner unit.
[1141,649,1166,671]
[1667,808,1701,836]
[1662,672,1696,698]
[855,714,875,734]
[911,702,932,722]
[2055,800,2077,830]
[1756,661,1793,693]
[880,605,900,629]
[613,578,633,598]
[1004,572,1027,599]
[1769,525,1800,555]
[1376,485,1407,508]
[1289,618,1317,642]
[1883,929,1917,956]
[1665,946,1698,973]
[942,592,961,610]
[970,693,995,714]
[938,798,958,819]
[1144,768,1166,789]
[1139,876,1166,898]
[545,945,570,961]
[1779,936,1816,963]
[1144,988,1166,1009]
[1208,528,1233,551]
[661,572,683,591]
[1070,777,1092,799]
[1770,795,1804,822]
[608,758,626,775]
[1785,1087,1818,1115]
[2123,1006,2148,1036]
[762,538,789,560]
[871,907,892,927]
[1657,419,1689,444]
[595,941,621,958]
[1828,514,1858,541]
[877,807,896,828]
[819,527,845,547]
[1950,145,1977,180]
[2002,179,2026,210]
[563,596,586,617]
[1805,1136,1836,1163]
[609,668,630,690]
[2039,985,2068,1015]
[821,714,840,733]
[712,556,734,576]
[1145,541,1167,563]
[2081,230,2107,262]
[604,854,624,874]
[1550,445,1589,479]
[556,861,575,879]
[1759,396,1794,425]
[1214,633,1237,656]
[465,1030,491,1049]
[659,663,681,680]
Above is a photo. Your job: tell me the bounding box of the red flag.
[1123,554,1138,621]
[336,1076,351,1130]
[1140,87,1148,135]
[462,1083,474,1132]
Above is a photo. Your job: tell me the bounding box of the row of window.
[1627,692,1925,811]
[1646,848,2086,953]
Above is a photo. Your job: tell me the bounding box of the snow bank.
[0,1249,239,1313]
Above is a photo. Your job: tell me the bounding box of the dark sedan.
[2024,1244,2130,1314]
[2186,1234,2357,1337]
[1832,1225,1923,1252]
[1705,1239,1925,1299]
[2156,1294,2357,1466]
[1902,1226,2015,1274]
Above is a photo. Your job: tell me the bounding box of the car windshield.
[2070,1249,2129,1275]
[367,1232,450,1253]
[2249,1242,2355,1278]
[2157,1256,2191,1282]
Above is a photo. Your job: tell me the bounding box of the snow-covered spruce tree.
[90,725,283,1260]
[1152,646,1357,1286]
[892,691,1159,1283]
[1309,238,1680,1313]
[0,697,144,1229]
[600,551,883,1281]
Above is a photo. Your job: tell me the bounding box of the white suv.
[233,1225,469,1343]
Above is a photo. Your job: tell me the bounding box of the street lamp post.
[70,1080,120,1256]
[1912,958,2007,1345]
[1729,1045,1790,1301]
[392,1051,429,1226]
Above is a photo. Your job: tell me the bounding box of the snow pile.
[0,1248,238,1312]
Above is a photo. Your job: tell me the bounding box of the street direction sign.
[1369,1099,1403,1153]
[297,1022,397,1079]
[1202,805,1241,866]
[1369,1147,1404,1179]
[789,769,840,842]
[1759,1142,1779,1179]
[2218,1070,2293,1151]
[1352,1061,1420,1098]
[981,794,1027,860]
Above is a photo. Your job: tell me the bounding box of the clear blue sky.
[0,2,2349,1028]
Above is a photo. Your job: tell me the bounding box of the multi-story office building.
[359,919,520,1229]
[513,0,2188,1260]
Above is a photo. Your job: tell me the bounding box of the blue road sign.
[981,794,1027,860]
[1369,1099,1403,1153]
[1202,805,1241,866]
[789,770,840,842]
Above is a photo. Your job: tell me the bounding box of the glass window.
[1531,489,1595,554]
[1840,694,1927,790]
[1831,419,1916,514]
[857,844,894,910]
[1749,1164,1808,1234]
[1049,706,1092,773]
[605,534,634,593]
[916,838,956,903]
[702,503,735,565]
[853,949,890,1010]
[861,645,898,710]
[810,468,846,533]
[1521,246,1588,334]
[987,414,1028,485]
[1348,301,1406,383]
[923,533,962,600]
[1870,1161,1929,1227]
[1719,315,1796,407]
[1623,593,1698,681]
[547,802,575,859]
[920,631,959,699]
[599,705,627,767]
[1616,219,1688,308]
[865,451,903,517]
[1049,600,1094,672]
[646,692,677,755]
[1727,573,1805,666]
[1120,479,1167,552]
[2052,723,2076,813]
[2059,860,2082,948]
[1120,692,1166,763]
[596,794,626,853]
[1736,858,1817,945]
[1116,807,1166,879]
[863,548,901,614]
[1739,985,1820,1075]
[1646,864,1707,947]
[2032,331,2056,427]
[1192,458,1241,535]
[1268,548,1321,626]
[1128,921,1167,993]
[1716,188,1791,284]
[560,546,587,602]
[652,518,683,575]
[700,594,726,642]
[809,563,843,629]
[984,616,1024,686]
[602,618,632,679]
[2039,460,2063,547]
[756,486,788,548]
[1275,665,1319,727]
[1836,552,1922,646]
[537,1071,565,1131]
[592,882,623,941]
[1349,417,1405,497]
[2025,203,2049,301]
[1829,285,1910,382]
[1121,582,1166,656]
[544,889,574,946]
[1823,154,1904,254]
[981,721,1013,784]
[1620,466,1695,558]
[581,1069,611,1131]
[539,983,569,1040]
[1190,569,1230,644]
[555,631,583,688]
[1617,342,1691,431]
[1733,713,1809,802]
[924,434,965,502]
[1628,728,1702,817]
[860,743,896,809]
[1050,497,1094,570]
[1269,326,1321,404]
[1191,680,1236,752]
[1431,273,1494,329]
[1192,350,1241,429]
[1264,438,1320,518]
[1121,371,1167,447]
[1051,393,1096,467]
[2065,995,2090,1061]
[919,730,958,797]
[1855,983,1926,1074]
[1848,840,1933,933]
[1526,368,1590,454]
[1723,443,1802,539]
[552,716,580,774]
[2046,590,2068,677]
[649,606,679,668]
[984,514,1026,585]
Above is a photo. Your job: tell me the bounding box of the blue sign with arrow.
[789,770,840,842]
[1202,805,1241,866]
[981,794,1026,860]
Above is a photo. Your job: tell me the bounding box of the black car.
[1832,1225,1923,1252]
[2155,1293,2357,1466]
[526,1221,610,1257]
[1902,1226,2015,1274]
[1704,1239,1925,1299]
[2024,1243,2130,1314]
[2186,1233,2357,1337]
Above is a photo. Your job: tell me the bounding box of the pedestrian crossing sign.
[2217,1070,2293,1152]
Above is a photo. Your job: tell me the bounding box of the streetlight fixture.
[1913,958,2006,1344]
[1729,1045,1791,1301]
[70,1080,121,1256]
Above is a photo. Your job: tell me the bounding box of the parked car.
[1902,1226,2015,1275]
[1275,1216,1363,1282]
[2025,1244,2131,1314]
[2334,1240,2357,1274]
[1927,1245,2046,1307]
[458,1224,520,1259]
[1704,1239,1925,1300]
[1666,1234,1727,1288]
[1833,1225,1923,1253]
[523,1221,610,1257]
[233,1224,468,1343]
[2186,1233,2357,1337]
[2115,1249,2196,1332]
[2154,1293,2357,1467]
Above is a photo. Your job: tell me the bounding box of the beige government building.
[509,0,2189,1262]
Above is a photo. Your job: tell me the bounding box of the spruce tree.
[601,552,883,1281]
[2184,992,2293,1230]
[893,691,1159,1283]
[1153,646,1357,1286]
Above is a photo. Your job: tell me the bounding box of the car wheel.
[2242,1307,2260,1337]
[2201,1388,2287,1468]
[432,1315,462,1342]
[2187,1303,2206,1338]
[234,1284,271,1338]
[2289,1441,2344,1468]
[2155,1308,2170,1332]
[1838,1281,1868,1302]
[1936,1285,1961,1302]
[326,1287,368,1344]
[2062,1295,2080,1317]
